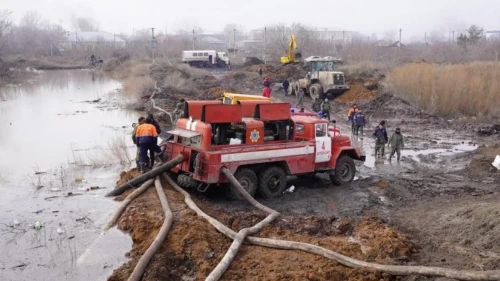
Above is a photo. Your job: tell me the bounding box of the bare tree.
[0,10,12,55]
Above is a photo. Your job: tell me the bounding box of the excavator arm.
[281,35,302,64]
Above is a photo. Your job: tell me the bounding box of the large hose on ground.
[106,154,184,197]
[127,177,174,281]
[205,168,280,281]
[162,173,500,281]
[103,178,155,232]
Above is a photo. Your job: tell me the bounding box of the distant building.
[485,30,500,40]
[62,31,126,49]
[373,40,405,47]
[315,28,354,44]
[199,35,227,50]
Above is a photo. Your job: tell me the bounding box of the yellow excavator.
[280,35,302,64]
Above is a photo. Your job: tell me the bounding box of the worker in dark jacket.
[147,113,161,135]
[258,67,263,79]
[373,121,388,158]
[354,109,366,138]
[321,98,331,121]
[311,97,321,112]
[136,118,159,173]
[389,127,404,161]
[282,79,290,96]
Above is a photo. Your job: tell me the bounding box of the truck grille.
[333,75,344,85]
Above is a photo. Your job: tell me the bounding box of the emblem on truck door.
[250,129,260,142]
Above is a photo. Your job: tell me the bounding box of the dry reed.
[388,62,500,117]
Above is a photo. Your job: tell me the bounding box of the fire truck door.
[315,123,331,163]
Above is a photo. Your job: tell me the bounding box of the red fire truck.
[163,101,365,199]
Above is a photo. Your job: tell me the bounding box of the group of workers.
[131,113,166,173]
[347,104,404,161]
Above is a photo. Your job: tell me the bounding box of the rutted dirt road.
[106,64,500,281]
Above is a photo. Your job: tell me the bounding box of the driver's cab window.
[223,97,233,104]
[315,123,327,137]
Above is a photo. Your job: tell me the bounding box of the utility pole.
[151,27,156,63]
[264,26,267,63]
[233,29,236,58]
[399,28,402,48]
[452,30,455,42]
[192,29,195,50]
[424,32,427,44]
[342,30,345,45]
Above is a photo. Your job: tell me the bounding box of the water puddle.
[0,70,138,281]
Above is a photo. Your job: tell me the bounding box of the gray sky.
[4,0,500,41]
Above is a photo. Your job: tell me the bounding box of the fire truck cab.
[163,101,365,199]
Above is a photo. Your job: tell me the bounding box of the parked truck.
[163,101,365,199]
[181,50,230,68]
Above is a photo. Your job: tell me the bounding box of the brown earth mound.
[466,144,500,175]
[336,83,377,104]
[108,174,415,281]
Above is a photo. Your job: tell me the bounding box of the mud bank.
[105,60,500,281]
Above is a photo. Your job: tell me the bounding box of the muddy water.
[0,70,138,281]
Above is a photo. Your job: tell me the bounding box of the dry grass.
[387,62,500,117]
[107,136,132,165]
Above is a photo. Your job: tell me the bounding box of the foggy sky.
[3,0,500,41]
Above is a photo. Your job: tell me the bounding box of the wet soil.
[108,63,500,281]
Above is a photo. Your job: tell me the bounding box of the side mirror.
[331,120,337,124]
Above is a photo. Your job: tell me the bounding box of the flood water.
[0,70,139,281]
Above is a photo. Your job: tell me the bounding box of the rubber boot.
[139,162,146,174]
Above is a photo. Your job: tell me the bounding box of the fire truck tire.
[330,155,356,186]
[227,168,258,200]
[257,166,287,198]
[177,174,197,189]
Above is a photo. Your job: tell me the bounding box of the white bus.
[181,50,230,68]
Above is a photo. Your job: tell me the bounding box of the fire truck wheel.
[227,168,258,200]
[257,166,287,198]
[330,155,356,186]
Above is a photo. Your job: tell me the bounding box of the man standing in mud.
[312,97,321,112]
[296,89,305,109]
[282,79,290,96]
[388,127,404,161]
[147,113,162,167]
[321,98,331,121]
[354,109,366,139]
[373,121,388,158]
[135,118,159,173]
[348,104,357,134]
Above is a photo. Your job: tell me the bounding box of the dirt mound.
[361,93,440,123]
[148,63,221,108]
[206,87,239,99]
[336,83,377,104]
[241,64,277,73]
[355,217,415,262]
[477,124,500,136]
[243,57,265,67]
[108,176,413,281]
[466,144,500,175]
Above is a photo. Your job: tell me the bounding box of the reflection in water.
[0,70,136,281]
